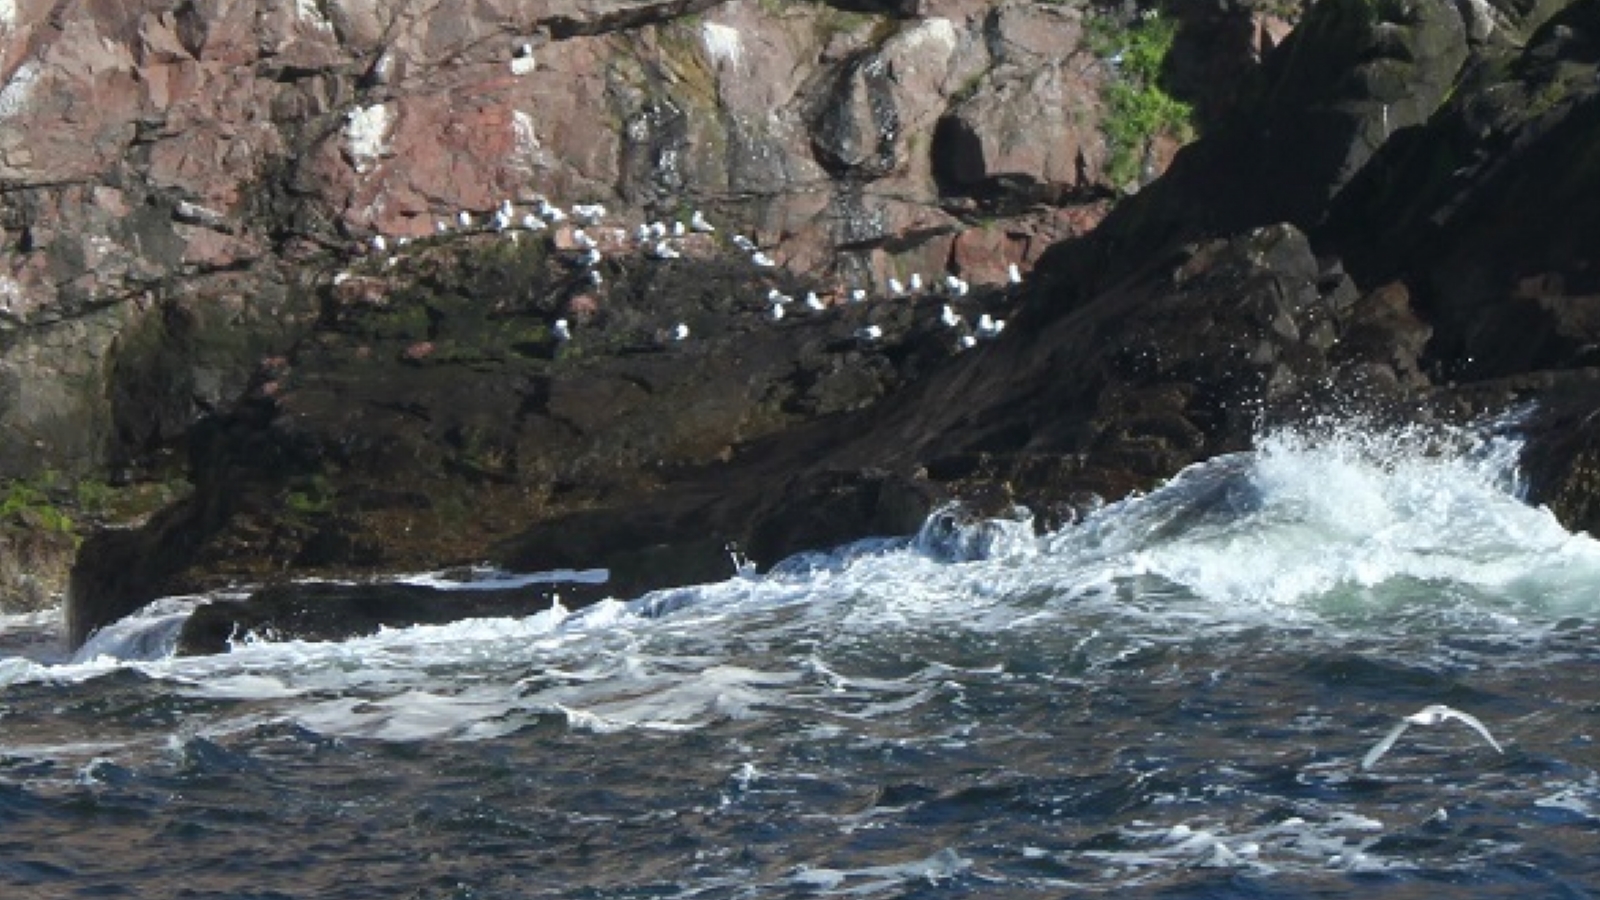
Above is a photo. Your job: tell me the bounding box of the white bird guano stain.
[700,22,743,71]
[295,0,333,32]
[0,61,40,122]
[344,103,393,173]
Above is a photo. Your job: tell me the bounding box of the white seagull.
[768,303,785,322]
[888,277,906,298]
[371,234,387,252]
[805,293,827,312]
[731,234,756,252]
[670,322,690,341]
[856,324,883,343]
[457,210,473,229]
[940,304,960,328]
[1007,262,1023,285]
[908,273,923,293]
[750,252,776,268]
[552,319,572,341]
[690,210,715,233]
[850,288,868,303]
[1361,704,1505,770]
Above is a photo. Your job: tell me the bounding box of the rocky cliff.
[3,0,1282,618]
[6,0,1600,649]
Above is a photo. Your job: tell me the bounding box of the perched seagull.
[573,229,597,249]
[750,251,776,268]
[588,269,603,285]
[1362,704,1505,770]
[958,334,977,350]
[976,314,1006,339]
[940,304,961,328]
[909,273,923,293]
[572,203,607,224]
[888,277,906,298]
[522,214,546,232]
[850,288,868,303]
[492,210,512,231]
[805,293,827,311]
[672,220,687,237]
[671,322,690,341]
[856,324,883,343]
[580,248,602,267]
[690,210,715,233]
[945,275,969,296]
[333,271,351,285]
[768,303,785,322]
[371,234,387,252]
[635,224,652,243]
[648,221,669,239]
[552,318,572,341]
[731,234,756,252]
[649,241,681,260]
[457,210,473,229]
[1007,262,1023,285]
[436,220,449,234]
[541,202,568,223]
[767,288,787,304]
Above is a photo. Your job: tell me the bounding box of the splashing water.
[3,417,1600,896]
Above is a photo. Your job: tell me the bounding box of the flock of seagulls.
[355,199,1027,353]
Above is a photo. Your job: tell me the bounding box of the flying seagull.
[1361,704,1505,770]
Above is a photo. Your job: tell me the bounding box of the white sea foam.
[4,417,1597,753]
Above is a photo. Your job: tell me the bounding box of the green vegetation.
[1,476,76,536]
[1089,7,1195,191]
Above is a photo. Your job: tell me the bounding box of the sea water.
[2,417,1598,898]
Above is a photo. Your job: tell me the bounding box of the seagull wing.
[1361,720,1411,770]
[1439,707,1505,754]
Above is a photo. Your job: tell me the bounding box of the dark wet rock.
[174,577,606,656]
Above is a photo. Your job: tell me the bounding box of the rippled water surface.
[3,422,1599,898]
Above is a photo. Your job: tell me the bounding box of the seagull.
[768,303,785,322]
[492,210,512,231]
[750,252,776,268]
[909,273,923,293]
[580,248,602,267]
[649,241,681,260]
[856,324,883,343]
[888,277,906,298]
[690,210,715,233]
[976,314,1006,339]
[573,229,596,249]
[588,269,603,285]
[522,214,546,231]
[850,288,868,303]
[940,304,960,328]
[958,334,977,350]
[552,318,572,341]
[731,234,756,252]
[672,220,686,237]
[805,293,827,312]
[670,322,690,341]
[457,210,472,229]
[1007,262,1023,285]
[371,234,387,252]
[635,224,652,243]
[1361,704,1505,770]
[436,220,449,234]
